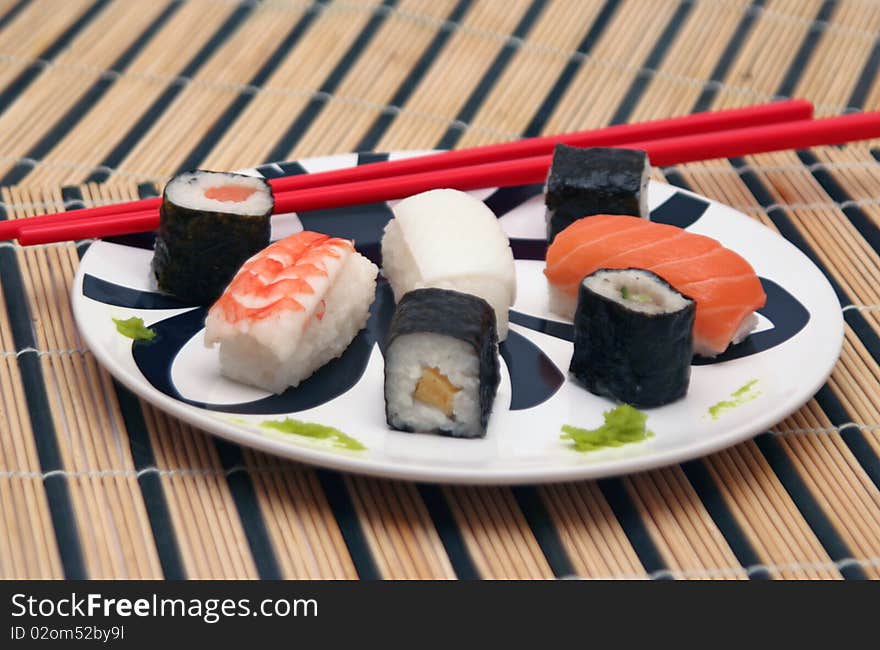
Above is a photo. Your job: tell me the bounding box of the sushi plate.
[71,151,843,485]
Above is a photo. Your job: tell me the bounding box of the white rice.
[385,332,482,437]
[583,269,691,314]
[211,252,378,393]
[165,171,273,216]
[381,189,516,340]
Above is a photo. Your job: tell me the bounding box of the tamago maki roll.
[152,170,273,303]
[544,145,650,241]
[384,288,500,438]
[570,269,695,408]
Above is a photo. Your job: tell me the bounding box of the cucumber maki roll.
[152,170,273,304]
[544,145,650,241]
[570,268,695,408]
[384,288,500,438]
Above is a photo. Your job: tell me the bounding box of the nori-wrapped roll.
[570,268,695,408]
[384,288,500,438]
[152,170,273,304]
[544,144,650,241]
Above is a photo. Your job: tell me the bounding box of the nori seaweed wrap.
[152,170,273,304]
[544,144,650,241]
[384,288,500,438]
[570,268,695,408]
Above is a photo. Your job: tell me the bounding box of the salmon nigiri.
[205,231,378,393]
[544,215,766,357]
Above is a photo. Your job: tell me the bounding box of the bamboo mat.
[1,0,879,580]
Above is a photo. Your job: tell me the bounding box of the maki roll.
[570,268,695,408]
[152,170,273,303]
[384,288,500,438]
[544,145,650,241]
[204,231,378,393]
[381,188,516,340]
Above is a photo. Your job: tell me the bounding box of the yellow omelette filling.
[413,367,461,417]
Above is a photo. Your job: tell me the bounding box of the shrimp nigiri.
[204,231,378,393]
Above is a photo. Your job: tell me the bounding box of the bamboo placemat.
[1,0,879,580]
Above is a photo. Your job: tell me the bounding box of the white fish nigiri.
[204,231,378,393]
[381,189,516,340]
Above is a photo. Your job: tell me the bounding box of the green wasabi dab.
[260,418,365,451]
[561,404,653,452]
[112,316,156,341]
[708,379,761,420]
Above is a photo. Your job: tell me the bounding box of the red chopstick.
[1,100,811,242]
[17,109,880,246]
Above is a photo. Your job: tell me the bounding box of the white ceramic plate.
[72,151,843,484]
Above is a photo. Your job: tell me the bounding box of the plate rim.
[71,156,844,485]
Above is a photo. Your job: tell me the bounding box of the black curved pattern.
[509,310,574,342]
[500,330,565,410]
[83,274,194,310]
[484,183,544,216]
[649,191,710,228]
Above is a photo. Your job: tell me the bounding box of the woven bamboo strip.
[0,2,172,180]
[373,0,536,151]
[516,0,679,141]
[143,405,257,579]
[187,0,384,172]
[346,477,455,579]
[624,1,749,125]
[539,482,644,579]
[4,185,160,578]
[702,444,839,579]
[775,406,880,579]
[792,2,880,116]
[826,329,880,462]
[708,0,822,110]
[625,468,748,580]
[0,281,63,578]
[108,2,316,184]
[810,147,880,231]
[442,486,553,579]
[22,1,258,187]
[241,450,357,579]
[449,0,607,148]
[0,0,96,90]
[289,0,459,158]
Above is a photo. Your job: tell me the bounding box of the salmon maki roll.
[153,170,273,304]
[544,215,766,357]
[204,231,378,393]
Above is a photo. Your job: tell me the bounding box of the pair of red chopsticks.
[7,98,880,245]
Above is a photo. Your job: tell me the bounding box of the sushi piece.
[381,188,516,340]
[544,145,650,241]
[570,269,695,408]
[204,231,378,394]
[384,288,500,438]
[544,214,765,357]
[152,170,273,304]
